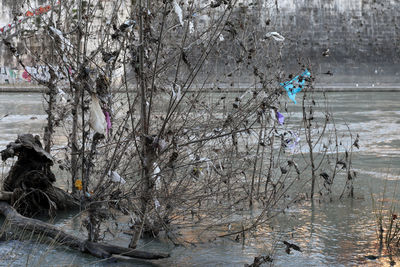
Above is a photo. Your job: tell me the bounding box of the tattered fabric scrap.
[280,69,311,104]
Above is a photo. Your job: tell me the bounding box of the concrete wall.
[0,0,398,84]
[269,0,400,83]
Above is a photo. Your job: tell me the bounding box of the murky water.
[0,91,399,266]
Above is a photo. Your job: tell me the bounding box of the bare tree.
[0,0,358,260]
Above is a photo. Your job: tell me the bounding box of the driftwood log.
[0,134,169,260]
[0,201,169,260]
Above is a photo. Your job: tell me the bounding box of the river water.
[0,91,399,266]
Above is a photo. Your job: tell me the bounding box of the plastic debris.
[171,85,182,101]
[189,21,194,34]
[154,163,161,190]
[280,69,311,104]
[75,179,83,191]
[89,94,107,135]
[154,198,160,210]
[284,131,300,152]
[265,32,285,42]
[233,97,240,108]
[153,137,167,152]
[172,0,184,26]
[276,111,284,125]
[58,88,68,103]
[108,171,126,184]
[119,20,136,32]
[322,48,330,57]
[154,164,161,176]
[50,27,72,51]
[103,110,112,134]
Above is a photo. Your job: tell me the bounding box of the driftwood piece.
[0,201,169,260]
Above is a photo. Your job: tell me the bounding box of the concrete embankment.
[1,84,400,93]
[0,85,46,93]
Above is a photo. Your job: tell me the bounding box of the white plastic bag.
[173,0,183,26]
[265,32,285,42]
[108,171,126,184]
[89,94,107,135]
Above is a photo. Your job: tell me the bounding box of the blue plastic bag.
[280,69,311,104]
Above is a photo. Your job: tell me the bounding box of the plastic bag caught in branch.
[280,69,311,104]
[108,171,126,184]
[284,131,300,152]
[49,27,73,51]
[154,198,160,210]
[189,21,194,33]
[119,20,136,32]
[265,32,285,42]
[171,84,182,101]
[173,0,184,26]
[276,111,284,125]
[103,110,112,134]
[89,94,107,135]
[153,163,161,190]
